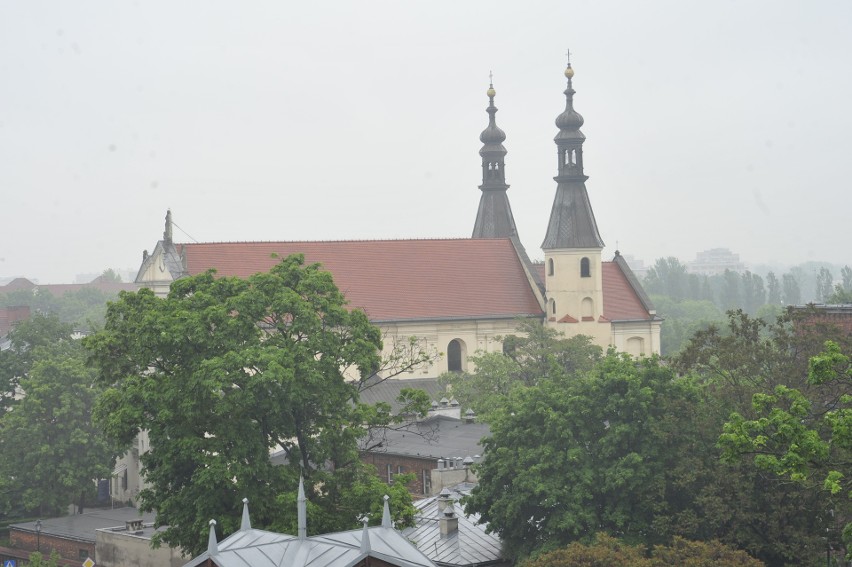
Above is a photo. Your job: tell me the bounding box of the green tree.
[649,295,724,356]
[522,533,764,567]
[781,273,801,305]
[99,268,122,282]
[0,314,74,413]
[817,267,834,302]
[26,550,61,567]
[675,310,851,565]
[465,353,708,560]
[723,270,741,310]
[718,341,852,558]
[86,255,418,555]
[0,317,116,516]
[439,320,601,420]
[643,257,689,300]
[842,266,852,292]
[766,272,781,305]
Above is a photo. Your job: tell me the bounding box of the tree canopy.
[86,254,421,554]
[465,352,709,560]
[0,314,116,517]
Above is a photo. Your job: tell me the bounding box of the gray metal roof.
[184,526,437,567]
[12,507,155,543]
[370,415,489,460]
[358,377,447,413]
[402,491,503,567]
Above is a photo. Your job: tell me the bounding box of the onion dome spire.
[542,52,605,250]
[479,74,508,172]
[554,51,587,181]
[472,73,520,240]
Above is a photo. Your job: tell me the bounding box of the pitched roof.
[176,239,544,322]
[367,415,489,460]
[602,261,655,322]
[402,494,503,567]
[184,525,436,567]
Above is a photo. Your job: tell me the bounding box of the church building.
[135,58,661,376]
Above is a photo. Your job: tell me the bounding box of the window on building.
[550,299,556,315]
[580,257,591,277]
[447,339,466,372]
[548,258,554,276]
[122,469,128,490]
[79,549,90,559]
[387,464,393,484]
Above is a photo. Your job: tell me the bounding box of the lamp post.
[35,519,42,552]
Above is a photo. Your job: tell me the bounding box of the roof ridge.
[177,237,515,246]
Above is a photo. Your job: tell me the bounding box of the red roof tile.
[178,239,544,322]
[602,262,653,321]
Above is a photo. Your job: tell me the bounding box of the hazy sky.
[1,1,850,283]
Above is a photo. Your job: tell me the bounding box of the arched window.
[550,299,557,315]
[580,257,591,278]
[447,339,467,372]
[548,258,554,276]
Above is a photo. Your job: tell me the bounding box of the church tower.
[542,54,609,341]
[472,78,520,240]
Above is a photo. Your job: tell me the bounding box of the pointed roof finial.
[240,497,251,531]
[487,70,495,98]
[207,519,218,555]
[297,476,307,540]
[360,518,371,553]
[163,209,173,245]
[381,495,392,528]
[565,48,574,79]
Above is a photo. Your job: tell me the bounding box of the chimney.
[437,488,453,512]
[464,409,476,424]
[439,507,459,536]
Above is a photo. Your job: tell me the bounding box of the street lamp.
[35,519,42,552]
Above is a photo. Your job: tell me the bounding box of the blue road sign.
[4,559,17,567]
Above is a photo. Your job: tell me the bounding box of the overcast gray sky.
[1,0,849,283]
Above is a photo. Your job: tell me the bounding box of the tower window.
[548,258,554,276]
[580,257,591,278]
[551,299,557,315]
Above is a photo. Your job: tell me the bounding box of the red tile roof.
[178,239,544,322]
[602,262,653,321]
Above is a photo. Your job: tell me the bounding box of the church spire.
[542,53,605,250]
[472,75,520,239]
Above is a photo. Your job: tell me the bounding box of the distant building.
[4,508,157,567]
[687,248,747,276]
[360,413,488,496]
[0,305,30,338]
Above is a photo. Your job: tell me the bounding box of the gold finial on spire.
[564,48,574,79]
[487,70,496,98]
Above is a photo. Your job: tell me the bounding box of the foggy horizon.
[2,1,850,284]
